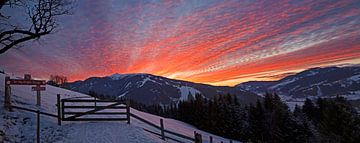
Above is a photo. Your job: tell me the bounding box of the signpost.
[4,76,11,110]
[32,86,46,91]
[32,85,46,106]
[8,79,46,85]
[4,74,46,110]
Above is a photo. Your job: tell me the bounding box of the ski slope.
[0,73,240,143]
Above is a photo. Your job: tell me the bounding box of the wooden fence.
[11,94,234,143]
[60,97,130,122]
[130,112,200,142]
[58,95,202,142]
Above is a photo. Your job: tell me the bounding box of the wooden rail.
[129,112,196,142]
[59,97,202,142]
[129,113,162,130]
[63,112,127,115]
[61,99,124,102]
[11,105,52,143]
[61,99,129,122]
[62,106,126,109]
[143,128,183,143]
[63,118,128,121]
[165,129,196,141]
[12,105,57,118]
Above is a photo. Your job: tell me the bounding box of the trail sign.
[4,74,47,110]
[32,85,46,106]
[7,79,46,85]
[32,86,46,91]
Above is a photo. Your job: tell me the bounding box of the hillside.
[236,66,360,101]
[0,73,239,143]
[64,73,261,105]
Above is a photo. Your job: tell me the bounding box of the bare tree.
[49,74,67,86]
[0,0,73,54]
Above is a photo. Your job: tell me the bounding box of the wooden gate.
[60,98,130,123]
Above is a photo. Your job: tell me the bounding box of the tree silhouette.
[0,0,73,54]
[49,74,67,86]
[108,93,360,142]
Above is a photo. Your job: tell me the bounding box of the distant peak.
[108,73,149,80]
[110,73,121,76]
[108,73,124,80]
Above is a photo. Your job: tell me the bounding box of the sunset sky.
[0,0,359,86]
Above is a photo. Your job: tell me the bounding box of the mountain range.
[63,73,261,105]
[64,65,360,105]
[236,65,360,101]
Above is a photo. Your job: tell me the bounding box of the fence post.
[57,94,61,125]
[37,110,40,143]
[209,136,213,143]
[94,97,97,107]
[194,131,202,143]
[4,76,12,111]
[126,101,130,124]
[61,99,65,119]
[160,119,165,140]
[36,89,41,106]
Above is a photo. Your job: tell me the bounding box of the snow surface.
[137,76,161,87]
[306,70,319,76]
[177,86,200,101]
[109,73,128,80]
[342,91,360,100]
[316,86,322,97]
[0,73,239,143]
[270,77,298,89]
[348,74,360,82]
[108,73,147,80]
[117,91,129,98]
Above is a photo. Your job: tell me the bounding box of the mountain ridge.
[64,65,360,105]
[64,73,261,105]
[236,65,360,100]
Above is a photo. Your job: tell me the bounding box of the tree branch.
[0,0,73,54]
[0,31,49,54]
[0,29,37,39]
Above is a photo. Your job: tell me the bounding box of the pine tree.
[302,98,317,120]
[316,97,360,143]
[127,92,360,143]
[248,100,266,142]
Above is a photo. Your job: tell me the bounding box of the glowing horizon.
[1,0,359,86]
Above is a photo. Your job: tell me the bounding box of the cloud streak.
[0,0,359,86]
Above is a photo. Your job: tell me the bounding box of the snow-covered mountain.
[236,66,360,101]
[0,73,240,143]
[64,73,260,105]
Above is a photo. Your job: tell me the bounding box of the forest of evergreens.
[90,91,360,142]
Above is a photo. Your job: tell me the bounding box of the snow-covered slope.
[236,66,360,110]
[236,66,360,100]
[0,73,239,143]
[64,73,260,105]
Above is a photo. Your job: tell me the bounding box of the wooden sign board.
[32,86,46,91]
[7,79,46,85]
[4,75,47,109]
